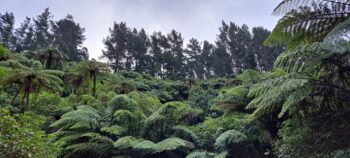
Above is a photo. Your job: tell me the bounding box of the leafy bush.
[0,108,58,158]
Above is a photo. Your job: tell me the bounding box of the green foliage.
[114,136,142,151]
[34,47,65,69]
[214,130,247,151]
[265,0,350,48]
[171,125,200,146]
[247,72,311,119]
[1,59,64,110]
[0,108,58,158]
[186,151,215,158]
[69,59,109,97]
[107,95,139,113]
[212,86,250,113]
[128,92,161,116]
[273,114,350,158]
[236,69,262,85]
[188,84,218,111]
[133,140,157,157]
[101,125,126,137]
[0,44,10,60]
[155,137,195,153]
[30,92,61,114]
[3,4,350,157]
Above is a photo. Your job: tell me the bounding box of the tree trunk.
[25,92,30,111]
[92,71,97,98]
[47,51,52,69]
[11,84,23,105]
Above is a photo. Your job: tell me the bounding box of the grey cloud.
[0,0,281,59]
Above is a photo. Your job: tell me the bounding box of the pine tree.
[128,28,151,73]
[201,40,214,79]
[166,30,186,80]
[0,12,15,50]
[185,38,203,79]
[33,8,53,49]
[102,22,129,72]
[13,17,35,52]
[252,27,282,71]
[149,32,168,77]
[52,14,87,61]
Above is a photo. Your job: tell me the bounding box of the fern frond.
[266,0,350,47]
[186,151,215,158]
[214,130,247,151]
[172,126,200,146]
[101,125,126,137]
[154,138,195,153]
[133,140,157,157]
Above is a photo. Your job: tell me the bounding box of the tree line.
[0,8,283,80]
[102,22,283,79]
[0,8,88,61]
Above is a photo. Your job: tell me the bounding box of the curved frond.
[214,130,247,151]
[266,0,350,47]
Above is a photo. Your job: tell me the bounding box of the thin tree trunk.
[25,92,30,112]
[92,72,97,97]
[11,84,23,105]
[47,51,52,69]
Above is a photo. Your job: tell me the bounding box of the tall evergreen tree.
[13,17,35,52]
[252,27,282,71]
[211,41,232,77]
[212,22,233,77]
[32,8,53,49]
[149,32,168,77]
[102,22,129,72]
[227,23,256,73]
[185,38,203,79]
[128,28,151,73]
[0,12,15,50]
[52,14,88,61]
[201,40,214,79]
[238,25,256,70]
[166,30,186,80]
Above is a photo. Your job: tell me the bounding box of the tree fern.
[266,0,350,48]
[214,130,247,152]
[248,40,350,119]
[154,137,195,153]
[1,59,63,109]
[186,151,215,158]
[69,59,109,97]
[101,125,126,137]
[247,74,311,119]
[133,140,157,157]
[171,125,200,146]
[212,86,250,113]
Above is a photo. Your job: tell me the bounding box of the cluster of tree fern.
[1,0,350,158]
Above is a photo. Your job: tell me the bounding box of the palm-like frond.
[186,151,215,158]
[1,59,64,108]
[273,0,350,16]
[266,0,350,48]
[248,41,350,119]
[50,105,101,130]
[247,75,311,119]
[154,138,195,153]
[214,130,247,151]
[34,47,66,70]
[212,86,250,113]
[171,126,200,146]
[101,125,126,137]
[69,59,110,96]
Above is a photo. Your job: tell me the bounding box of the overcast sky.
[0,0,281,59]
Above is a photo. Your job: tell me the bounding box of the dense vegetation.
[1,0,350,158]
